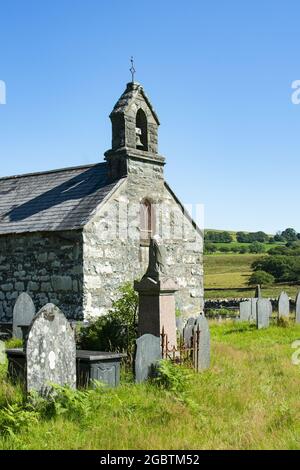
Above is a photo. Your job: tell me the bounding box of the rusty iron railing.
[160,325,201,372]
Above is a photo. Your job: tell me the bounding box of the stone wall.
[82,157,204,319]
[0,231,83,321]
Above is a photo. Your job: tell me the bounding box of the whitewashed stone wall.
[82,158,204,319]
[0,231,83,321]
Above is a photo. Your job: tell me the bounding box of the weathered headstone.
[135,334,161,383]
[13,293,36,339]
[296,292,300,324]
[240,301,251,321]
[183,317,196,347]
[278,292,290,318]
[256,299,271,329]
[26,303,76,393]
[194,314,210,370]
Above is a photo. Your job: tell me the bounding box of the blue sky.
[0,0,299,233]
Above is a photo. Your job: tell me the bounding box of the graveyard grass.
[1,322,300,450]
[205,253,300,299]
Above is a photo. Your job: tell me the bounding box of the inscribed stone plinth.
[135,334,161,383]
[26,303,76,393]
[13,293,36,339]
[134,276,178,349]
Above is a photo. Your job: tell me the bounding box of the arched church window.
[136,109,148,150]
[140,199,153,242]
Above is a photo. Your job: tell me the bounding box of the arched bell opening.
[135,109,148,150]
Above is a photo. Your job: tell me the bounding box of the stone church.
[0,81,203,322]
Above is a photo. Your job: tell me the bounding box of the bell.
[135,127,144,148]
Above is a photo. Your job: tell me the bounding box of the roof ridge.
[0,162,106,181]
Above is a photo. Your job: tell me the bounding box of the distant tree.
[252,231,269,243]
[252,255,292,279]
[274,232,284,242]
[281,228,298,242]
[205,231,233,243]
[248,270,275,287]
[236,232,248,243]
[236,231,269,243]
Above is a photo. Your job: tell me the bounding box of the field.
[204,253,300,299]
[1,322,300,450]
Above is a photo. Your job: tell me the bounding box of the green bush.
[153,360,191,394]
[0,403,39,437]
[29,384,97,421]
[249,242,266,253]
[248,270,275,287]
[78,283,138,357]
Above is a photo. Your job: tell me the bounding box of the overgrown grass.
[1,322,300,449]
[205,253,300,299]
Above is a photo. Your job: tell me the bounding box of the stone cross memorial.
[194,314,210,370]
[296,292,300,324]
[26,303,76,393]
[256,299,271,329]
[134,237,178,349]
[255,285,262,298]
[278,292,290,318]
[135,334,162,383]
[13,292,36,339]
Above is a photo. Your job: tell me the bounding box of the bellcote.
[105,82,165,180]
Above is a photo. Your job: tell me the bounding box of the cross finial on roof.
[130,56,136,83]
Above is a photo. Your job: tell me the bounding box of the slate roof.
[0,163,123,235]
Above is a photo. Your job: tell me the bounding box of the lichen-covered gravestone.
[240,301,251,321]
[278,292,290,318]
[256,299,271,329]
[183,317,196,347]
[26,303,76,393]
[13,293,36,339]
[135,334,161,383]
[296,292,300,324]
[194,314,210,370]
